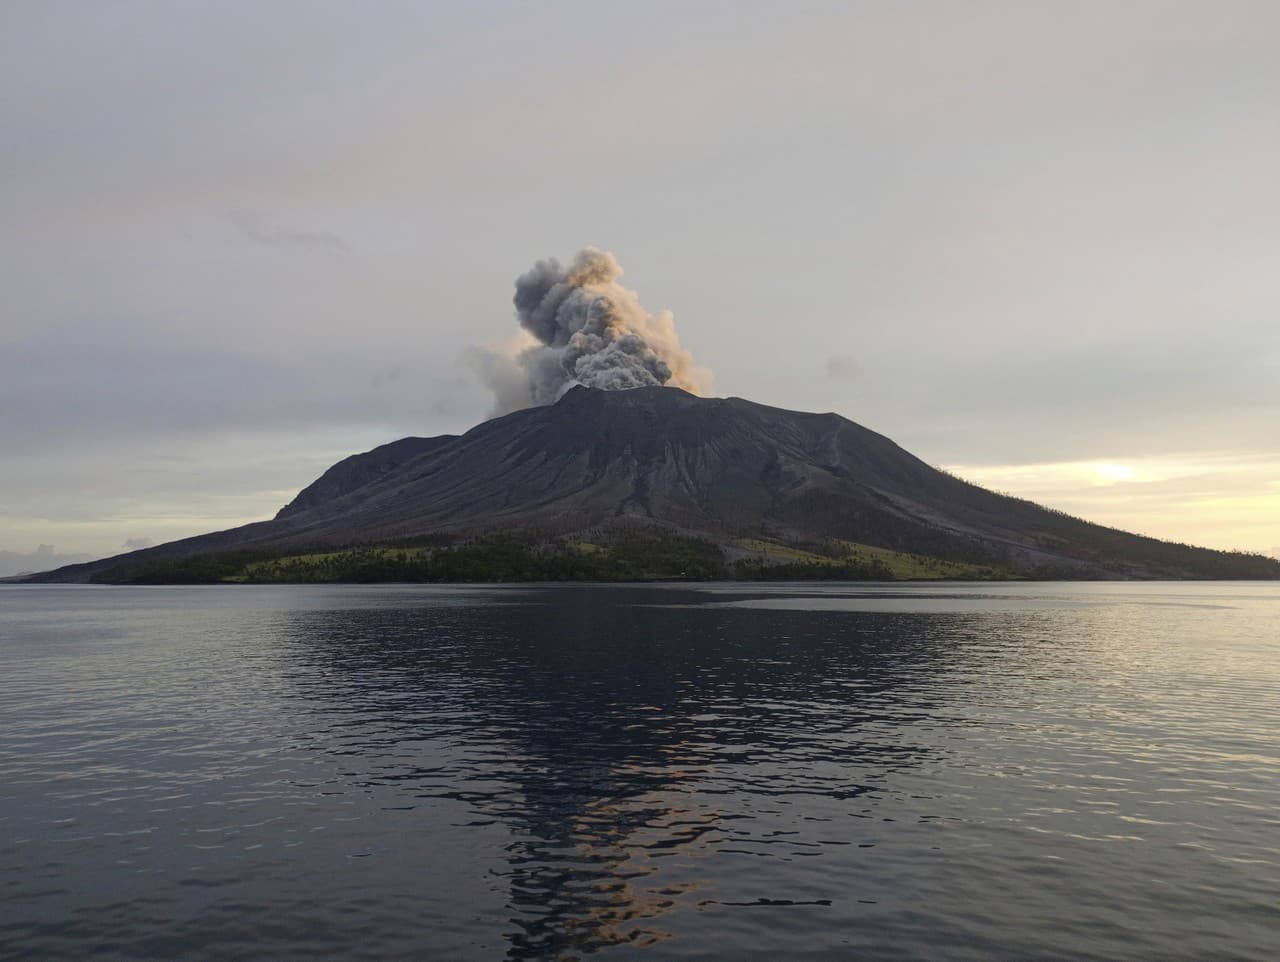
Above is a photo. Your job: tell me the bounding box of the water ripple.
[1,582,1278,960]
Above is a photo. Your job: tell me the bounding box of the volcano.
[28,386,1280,582]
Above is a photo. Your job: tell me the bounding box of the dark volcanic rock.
[30,386,1280,581]
[276,435,456,519]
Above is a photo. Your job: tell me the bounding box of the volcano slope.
[30,386,1280,582]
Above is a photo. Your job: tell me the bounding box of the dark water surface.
[2,582,1278,960]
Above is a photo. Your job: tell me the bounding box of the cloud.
[0,319,466,451]
[945,454,1280,552]
[0,545,94,578]
[825,355,860,380]
[229,209,349,255]
[122,536,153,550]
[3,0,1280,560]
[885,326,1280,464]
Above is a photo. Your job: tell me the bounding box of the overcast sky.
[3,0,1278,573]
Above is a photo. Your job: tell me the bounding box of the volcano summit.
[26,386,1280,583]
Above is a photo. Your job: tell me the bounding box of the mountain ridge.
[23,386,1280,582]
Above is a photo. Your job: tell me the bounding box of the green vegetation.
[731,556,896,581]
[235,548,426,583]
[732,537,1010,580]
[95,530,728,585]
[92,529,1020,585]
[98,550,280,585]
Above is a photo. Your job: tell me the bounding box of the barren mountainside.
[28,386,1280,581]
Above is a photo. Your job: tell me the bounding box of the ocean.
[2,582,1277,960]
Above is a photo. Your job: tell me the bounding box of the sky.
[2,0,1278,574]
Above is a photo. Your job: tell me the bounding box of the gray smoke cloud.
[470,248,711,415]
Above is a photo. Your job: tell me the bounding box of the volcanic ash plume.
[470,248,712,415]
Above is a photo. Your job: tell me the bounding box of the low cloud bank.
[0,545,94,578]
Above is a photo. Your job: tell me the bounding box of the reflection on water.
[2,582,1279,961]
[276,591,957,957]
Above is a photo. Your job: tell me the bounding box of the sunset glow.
[948,455,1280,555]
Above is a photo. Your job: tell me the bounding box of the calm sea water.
[1,582,1278,961]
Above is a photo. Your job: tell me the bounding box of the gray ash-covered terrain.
[27,386,1280,581]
